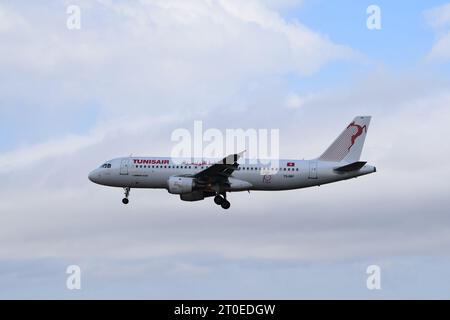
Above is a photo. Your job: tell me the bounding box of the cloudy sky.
[1,0,450,299]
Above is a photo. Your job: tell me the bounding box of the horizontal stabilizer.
[334,161,367,172]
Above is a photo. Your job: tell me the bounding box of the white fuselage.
[88,157,376,192]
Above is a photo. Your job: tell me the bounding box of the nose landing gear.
[214,193,231,210]
[122,187,131,205]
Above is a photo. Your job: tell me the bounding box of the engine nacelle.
[180,191,205,202]
[167,176,195,194]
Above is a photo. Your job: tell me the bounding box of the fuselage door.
[120,158,130,175]
[308,161,318,179]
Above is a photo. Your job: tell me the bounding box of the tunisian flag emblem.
[287,162,295,167]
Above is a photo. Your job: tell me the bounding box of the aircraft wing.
[193,151,244,182]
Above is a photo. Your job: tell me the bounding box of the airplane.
[88,116,376,209]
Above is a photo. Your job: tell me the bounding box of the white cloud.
[0,0,361,169]
[0,0,356,76]
[285,92,317,109]
[216,0,357,74]
[258,0,304,10]
[0,0,361,152]
[425,3,450,60]
[0,4,27,32]
[286,93,305,109]
[429,32,450,60]
[425,3,450,30]
[0,116,176,173]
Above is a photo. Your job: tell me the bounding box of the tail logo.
[347,121,367,151]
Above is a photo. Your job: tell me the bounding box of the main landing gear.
[122,187,130,205]
[214,193,231,210]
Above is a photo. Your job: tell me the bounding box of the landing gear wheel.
[122,187,131,205]
[214,195,225,205]
[221,200,231,210]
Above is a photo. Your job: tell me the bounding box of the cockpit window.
[101,163,112,168]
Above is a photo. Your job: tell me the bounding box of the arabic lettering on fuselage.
[181,160,213,166]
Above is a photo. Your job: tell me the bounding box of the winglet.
[223,150,245,165]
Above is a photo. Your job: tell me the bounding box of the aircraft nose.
[88,170,100,183]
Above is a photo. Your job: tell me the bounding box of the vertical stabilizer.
[318,116,371,163]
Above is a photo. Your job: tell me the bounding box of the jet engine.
[167,176,195,194]
[180,191,205,202]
